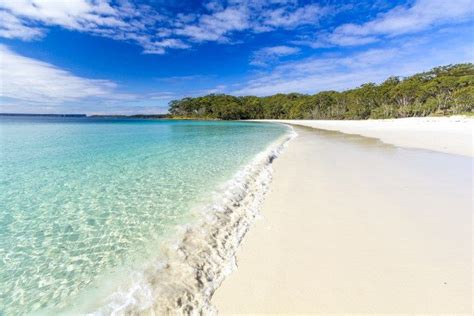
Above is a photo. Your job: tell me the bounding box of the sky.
[0,0,473,114]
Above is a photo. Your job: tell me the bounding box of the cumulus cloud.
[0,45,126,103]
[316,0,474,47]
[250,45,300,66]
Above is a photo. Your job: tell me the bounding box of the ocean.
[0,116,292,314]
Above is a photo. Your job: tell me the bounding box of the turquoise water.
[0,117,288,314]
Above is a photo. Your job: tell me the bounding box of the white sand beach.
[212,118,473,314]
[259,116,474,157]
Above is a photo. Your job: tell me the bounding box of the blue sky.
[0,0,473,114]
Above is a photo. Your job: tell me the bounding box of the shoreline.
[251,116,473,157]
[71,128,296,315]
[212,123,473,314]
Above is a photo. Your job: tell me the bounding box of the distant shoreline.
[251,116,474,157]
[0,113,87,117]
[0,113,170,119]
[2,112,472,120]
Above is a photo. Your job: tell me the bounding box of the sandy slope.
[212,126,473,314]
[255,116,473,157]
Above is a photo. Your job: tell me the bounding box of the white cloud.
[260,3,325,29]
[199,84,227,95]
[0,0,330,53]
[176,7,250,42]
[233,30,474,96]
[147,92,176,100]
[0,11,45,40]
[1,0,471,54]
[250,45,300,66]
[317,0,474,47]
[0,45,192,114]
[175,2,328,43]
[0,0,167,53]
[0,0,127,33]
[0,45,124,103]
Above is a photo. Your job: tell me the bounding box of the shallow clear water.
[0,117,288,314]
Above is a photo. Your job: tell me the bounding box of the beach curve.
[212,120,473,314]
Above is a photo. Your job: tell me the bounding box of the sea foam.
[86,126,297,315]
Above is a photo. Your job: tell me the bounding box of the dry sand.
[258,116,473,157]
[212,122,473,314]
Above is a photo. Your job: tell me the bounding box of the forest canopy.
[168,64,474,120]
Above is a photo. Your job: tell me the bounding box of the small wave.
[85,125,297,315]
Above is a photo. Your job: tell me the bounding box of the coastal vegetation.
[169,64,474,120]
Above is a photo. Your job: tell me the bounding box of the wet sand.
[212,126,472,314]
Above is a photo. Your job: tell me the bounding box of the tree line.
[168,63,473,120]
